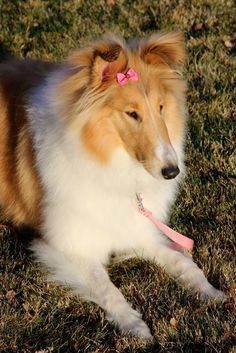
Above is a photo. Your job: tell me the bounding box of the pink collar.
[136,194,194,251]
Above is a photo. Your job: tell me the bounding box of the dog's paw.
[199,284,226,302]
[120,316,152,339]
[107,306,152,339]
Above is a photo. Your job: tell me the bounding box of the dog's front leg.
[141,241,225,301]
[31,240,152,339]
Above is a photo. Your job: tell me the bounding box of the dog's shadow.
[0,43,13,62]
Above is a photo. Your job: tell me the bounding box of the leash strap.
[136,194,194,251]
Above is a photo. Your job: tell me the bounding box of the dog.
[0,32,225,338]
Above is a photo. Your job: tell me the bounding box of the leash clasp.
[136,193,144,210]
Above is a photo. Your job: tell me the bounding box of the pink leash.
[136,194,194,251]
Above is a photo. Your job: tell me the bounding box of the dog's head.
[59,32,187,180]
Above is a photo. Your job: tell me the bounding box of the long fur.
[0,32,225,338]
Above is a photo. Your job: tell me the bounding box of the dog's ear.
[92,41,128,85]
[68,36,128,86]
[139,32,186,68]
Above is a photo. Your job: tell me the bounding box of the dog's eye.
[126,111,139,120]
[160,105,164,114]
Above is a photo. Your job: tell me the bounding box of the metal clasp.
[136,193,144,210]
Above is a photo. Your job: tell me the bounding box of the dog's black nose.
[161,166,180,179]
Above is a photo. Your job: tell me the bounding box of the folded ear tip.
[94,43,122,63]
[148,31,186,48]
[91,38,128,84]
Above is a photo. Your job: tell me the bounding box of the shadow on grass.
[0,43,13,62]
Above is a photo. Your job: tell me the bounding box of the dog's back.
[0,60,57,226]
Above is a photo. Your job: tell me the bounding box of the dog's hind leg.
[31,240,152,339]
[140,241,225,301]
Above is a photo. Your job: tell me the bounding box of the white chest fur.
[29,84,183,264]
[35,125,181,263]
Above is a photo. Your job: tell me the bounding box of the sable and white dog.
[0,32,225,338]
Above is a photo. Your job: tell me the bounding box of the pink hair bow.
[116,68,138,86]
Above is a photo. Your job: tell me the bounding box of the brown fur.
[0,60,57,227]
[140,32,186,67]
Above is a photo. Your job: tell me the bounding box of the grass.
[0,0,235,352]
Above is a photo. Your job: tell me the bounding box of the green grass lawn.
[0,0,235,352]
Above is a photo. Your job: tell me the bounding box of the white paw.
[120,316,152,339]
[107,306,152,339]
[199,284,226,302]
[178,268,226,302]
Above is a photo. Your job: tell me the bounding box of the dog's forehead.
[120,74,165,103]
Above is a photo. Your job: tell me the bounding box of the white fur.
[155,142,178,166]
[28,75,225,339]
